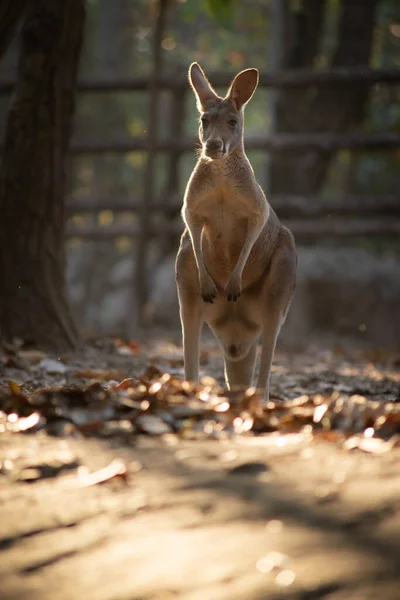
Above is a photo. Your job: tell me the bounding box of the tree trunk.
[0,0,85,351]
[269,0,378,195]
[133,0,168,330]
[0,0,28,61]
[263,0,287,192]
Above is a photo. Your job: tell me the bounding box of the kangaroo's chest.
[201,196,248,280]
[204,193,246,238]
[206,203,245,236]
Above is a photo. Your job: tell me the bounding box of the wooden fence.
[1,65,400,317]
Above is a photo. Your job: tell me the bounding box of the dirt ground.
[1,336,400,600]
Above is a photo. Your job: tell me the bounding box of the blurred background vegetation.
[71,0,399,204]
[2,1,397,214]
[0,0,399,342]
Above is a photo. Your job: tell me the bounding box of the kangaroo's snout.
[205,138,225,158]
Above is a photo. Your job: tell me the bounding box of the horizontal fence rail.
[66,217,400,241]
[60,132,400,154]
[1,67,400,94]
[1,64,399,319]
[2,134,399,155]
[1,48,398,330]
[67,195,400,218]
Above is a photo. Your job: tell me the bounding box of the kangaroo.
[175,63,297,401]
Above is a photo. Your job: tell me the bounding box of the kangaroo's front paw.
[225,276,241,302]
[200,276,217,303]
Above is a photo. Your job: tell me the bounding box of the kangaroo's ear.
[226,68,259,110]
[189,63,220,112]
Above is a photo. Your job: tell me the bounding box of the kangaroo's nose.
[205,139,223,154]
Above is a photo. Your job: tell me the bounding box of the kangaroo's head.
[189,62,259,160]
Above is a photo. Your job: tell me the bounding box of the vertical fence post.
[131,0,168,332]
[167,84,185,195]
[264,0,286,194]
[161,82,186,254]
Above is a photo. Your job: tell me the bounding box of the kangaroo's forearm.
[233,211,267,278]
[183,210,206,278]
[183,205,218,303]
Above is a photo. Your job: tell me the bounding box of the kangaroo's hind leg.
[176,231,204,382]
[257,242,297,400]
[179,293,203,382]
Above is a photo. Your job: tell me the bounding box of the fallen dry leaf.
[114,338,141,355]
[115,378,139,390]
[77,459,128,487]
[8,412,41,432]
[343,434,395,454]
[18,349,48,363]
[74,368,128,381]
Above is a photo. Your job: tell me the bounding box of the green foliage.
[204,0,234,29]
[65,0,400,241]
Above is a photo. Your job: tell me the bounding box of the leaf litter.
[1,363,399,445]
[1,340,400,593]
[1,338,400,487]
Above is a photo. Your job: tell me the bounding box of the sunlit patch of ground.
[1,336,400,599]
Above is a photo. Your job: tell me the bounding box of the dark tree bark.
[0,0,85,350]
[133,0,168,329]
[0,0,29,61]
[269,0,379,195]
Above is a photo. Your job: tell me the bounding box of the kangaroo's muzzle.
[204,138,225,158]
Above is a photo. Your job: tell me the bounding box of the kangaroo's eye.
[201,117,208,127]
[228,119,237,127]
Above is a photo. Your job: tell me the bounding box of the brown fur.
[175,63,297,399]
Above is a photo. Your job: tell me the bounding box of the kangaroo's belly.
[204,294,263,360]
